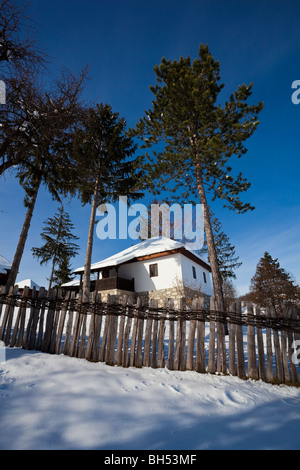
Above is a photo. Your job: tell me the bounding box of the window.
[149,263,158,277]
[203,272,207,283]
[192,266,197,279]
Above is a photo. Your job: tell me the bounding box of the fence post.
[255,306,266,381]
[115,294,128,366]
[135,297,145,368]
[186,298,197,371]
[55,290,72,355]
[157,299,166,369]
[10,286,30,348]
[195,296,206,374]
[166,298,175,370]
[105,295,118,367]
[288,306,299,384]
[0,285,18,344]
[61,291,76,356]
[228,302,236,376]
[0,285,8,322]
[270,307,284,383]
[207,297,216,374]
[150,299,159,369]
[122,296,134,367]
[235,300,246,379]
[247,303,258,380]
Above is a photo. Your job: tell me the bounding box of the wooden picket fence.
[1,284,300,386]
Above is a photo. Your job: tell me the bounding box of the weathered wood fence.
[1,284,300,386]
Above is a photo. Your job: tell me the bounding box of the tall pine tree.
[73,103,143,302]
[32,206,79,291]
[132,44,263,311]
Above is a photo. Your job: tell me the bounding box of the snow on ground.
[0,346,300,450]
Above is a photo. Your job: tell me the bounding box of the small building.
[0,255,12,286]
[67,237,213,308]
[16,279,40,296]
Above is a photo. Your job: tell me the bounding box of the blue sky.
[1,0,300,294]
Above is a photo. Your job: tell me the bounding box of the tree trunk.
[195,164,224,311]
[82,175,100,303]
[6,180,41,289]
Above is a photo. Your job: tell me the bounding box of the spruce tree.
[132,44,263,311]
[249,252,298,316]
[73,103,143,302]
[32,206,79,291]
[199,214,242,282]
[52,255,75,288]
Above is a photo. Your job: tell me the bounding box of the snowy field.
[0,345,300,450]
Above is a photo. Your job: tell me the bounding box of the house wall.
[178,253,213,297]
[118,251,213,297]
[118,252,183,292]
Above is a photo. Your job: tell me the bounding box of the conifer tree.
[199,214,242,282]
[73,103,143,302]
[4,70,86,289]
[52,254,75,288]
[32,206,79,291]
[249,252,298,316]
[132,44,263,310]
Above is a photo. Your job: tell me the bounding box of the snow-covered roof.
[61,272,98,288]
[16,279,40,289]
[0,255,12,274]
[74,237,210,274]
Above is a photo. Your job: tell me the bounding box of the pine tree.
[4,69,86,289]
[72,103,143,302]
[52,255,75,288]
[199,214,242,281]
[32,206,79,291]
[249,252,298,316]
[132,44,263,311]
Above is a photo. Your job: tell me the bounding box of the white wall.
[118,253,183,292]
[178,253,213,296]
[118,252,213,296]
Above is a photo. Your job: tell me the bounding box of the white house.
[67,237,213,307]
[0,255,12,285]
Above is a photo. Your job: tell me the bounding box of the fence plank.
[166,299,175,370]
[195,297,206,374]
[247,303,258,380]
[150,300,159,369]
[255,306,266,381]
[41,290,57,353]
[208,297,216,374]
[135,298,144,368]
[269,308,284,383]
[186,298,197,371]
[235,301,246,379]
[62,296,75,356]
[0,285,8,322]
[122,296,134,367]
[115,295,128,366]
[265,308,274,383]
[10,286,30,348]
[228,302,236,376]
[55,290,72,355]
[157,299,167,369]
[0,285,18,344]
[143,301,154,368]
[106,296,118,366]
